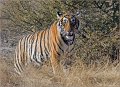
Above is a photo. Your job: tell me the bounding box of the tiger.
[14,12,80,75]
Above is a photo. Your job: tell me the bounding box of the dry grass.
[0,58,120,87]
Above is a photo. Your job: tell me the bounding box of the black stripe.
[40,31,44,59]
[44,47,49,58]
[30,34,35,56]
[43,30,49,58]
[17,38,23,71]
[55,36,64,53]
[53,43,60,56]
[23,35,30,64]
[25,35,30,56]
[31,33,38,59]
[28,35,32,58]
[22,37,26,65]
[33,32,39,62]
[47,29,50,51]
[57,42,64,53]
[43,30,46,49]
[15,47,22,73]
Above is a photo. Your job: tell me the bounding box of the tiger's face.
[57,12,80,45]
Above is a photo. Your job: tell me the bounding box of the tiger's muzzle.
[61,31,75,45]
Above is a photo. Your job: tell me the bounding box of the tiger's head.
[57,12,80,45]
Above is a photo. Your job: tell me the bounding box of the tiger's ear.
[57,11,62,19]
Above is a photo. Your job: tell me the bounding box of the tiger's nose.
[67,32,73,36]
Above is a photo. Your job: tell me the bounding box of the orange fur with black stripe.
[14,12,80,75]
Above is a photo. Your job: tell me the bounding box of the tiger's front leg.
[50,52,62,75]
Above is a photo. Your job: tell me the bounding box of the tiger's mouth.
[65,35,75,45]
[61,32,75,45]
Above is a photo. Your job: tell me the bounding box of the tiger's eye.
[63,17,68,24]
[71,17,76,25]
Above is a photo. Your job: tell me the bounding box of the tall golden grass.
[0,58,120,87]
